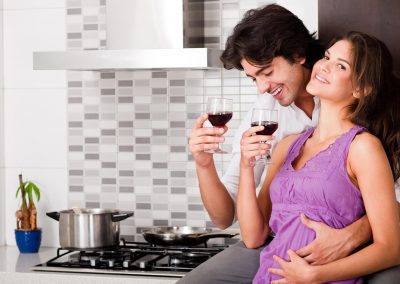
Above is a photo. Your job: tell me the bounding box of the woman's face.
[306,39,356,103]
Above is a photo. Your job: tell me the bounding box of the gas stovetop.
[31,240,229,277]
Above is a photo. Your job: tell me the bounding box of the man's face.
[241,56,309,106]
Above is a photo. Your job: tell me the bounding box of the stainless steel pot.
[47,208,133,249]
[142,226,239,246]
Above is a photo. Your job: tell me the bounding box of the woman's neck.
[314,101,355,142]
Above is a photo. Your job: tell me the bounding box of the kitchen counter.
[0,246,179,284]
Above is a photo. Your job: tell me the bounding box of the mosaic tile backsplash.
[66,0,274,241]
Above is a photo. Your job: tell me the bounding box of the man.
[180,4,400,284]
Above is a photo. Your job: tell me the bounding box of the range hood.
[33,0,223,71]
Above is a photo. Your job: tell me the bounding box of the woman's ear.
[353,86,372,98]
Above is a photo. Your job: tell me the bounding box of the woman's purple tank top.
[253,126,366,284]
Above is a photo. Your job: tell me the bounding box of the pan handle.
[111,211,134,222]
[195,232,239,241]
[46,211,60,221]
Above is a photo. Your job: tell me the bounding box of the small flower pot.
[15,228,42,253]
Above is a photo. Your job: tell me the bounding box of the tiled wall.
[66,0,274,241]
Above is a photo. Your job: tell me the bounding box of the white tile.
[3,9,66,89]
[4,168,68,247]
[4,89,67,168]
[4,0,65,10]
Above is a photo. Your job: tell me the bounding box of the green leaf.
[31,183,41,202]
[15,181,28,198]
[25,182,34,204]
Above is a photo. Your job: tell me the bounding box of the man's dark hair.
[220,4,324,70]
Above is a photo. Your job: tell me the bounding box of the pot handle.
[111,211,134,222]
[46,211,60,221]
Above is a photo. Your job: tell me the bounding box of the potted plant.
[15,173,42,253]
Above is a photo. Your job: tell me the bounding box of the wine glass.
[206,97,233,154]
[251,108,278,164]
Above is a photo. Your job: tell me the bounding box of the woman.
[237,31,400,283]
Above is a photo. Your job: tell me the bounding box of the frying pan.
[142,226,239,246]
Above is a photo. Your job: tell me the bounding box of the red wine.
[208,112,233,127]
[251,121,278,135]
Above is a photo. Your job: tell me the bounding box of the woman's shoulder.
[274,133,302,155]
[349,130,385,162]
[351,131,383,152]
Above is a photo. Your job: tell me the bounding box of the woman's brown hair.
[331,31,400,180]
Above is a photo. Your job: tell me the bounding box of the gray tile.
[118,97,133,103]
[153,220,168,226]
[69,169,84,176]
[68,97,82,103]
[102,178,116,185]
[85,153,99,160]
[170,80,185,86]
[136,154,151,160]
[85,137,99,143]
[188,204,204,211]
[119,146,134,152]
[69,145,83,151]
[101,129,116,136]
[101,162,116,169]
[84,24,98,30]
[101,89,115,95]
[153,179,168,186]
[152,72,167,78]
[119,186,134,193]
[135,113,150,120]
[152,88,167,95]
[171,187,186,194]
[171,171,186,178]
[135,137,150,144]
[86,202,100,208]
[119,170,134,176]
[101,73,115,79]
[67,33,82,39]
[67,8,81,15]
[69,185,83,192]
[171,212,186,219]
[136,203,151,210]
[118,121,133,127]
[170,146,186,152]
[153,162,168,169]
[152,129,168,136]
[118,80,133,87]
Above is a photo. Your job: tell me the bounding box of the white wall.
[277,0,318,35]
[0,0,5,246]
[2,0,67,247]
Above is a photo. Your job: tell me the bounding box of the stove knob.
[108,259,115,268]
[90,259,98,267]
[122,260,131,268]
[139,261,147,269]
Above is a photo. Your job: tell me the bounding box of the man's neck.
[294,68,314,119]
[294,94,315,119]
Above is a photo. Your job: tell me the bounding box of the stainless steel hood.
[33,0,223,71]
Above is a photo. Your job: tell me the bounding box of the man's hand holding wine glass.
[240,108,278,167]
[189,97,233,168]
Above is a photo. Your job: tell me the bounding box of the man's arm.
[297,200,400,265]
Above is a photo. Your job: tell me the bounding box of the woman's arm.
[237,130,298,248]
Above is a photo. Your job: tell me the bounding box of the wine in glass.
[251,108,278,164]
[206,97,233,154]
